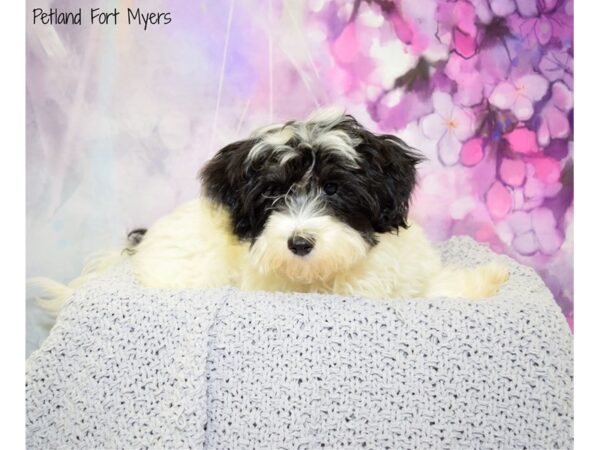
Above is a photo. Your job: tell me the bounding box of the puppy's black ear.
[199,139,256,236]
[357,132,423,232]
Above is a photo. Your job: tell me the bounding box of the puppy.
[34,108,508,313]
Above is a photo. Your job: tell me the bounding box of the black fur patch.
[200,114,423,246]
[127,228,147,246]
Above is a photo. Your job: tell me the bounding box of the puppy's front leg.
[425,262,510,300]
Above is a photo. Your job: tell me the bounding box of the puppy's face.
[201,109,422,284]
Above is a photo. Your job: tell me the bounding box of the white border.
[574,1,598,448]
[0,1,25,448]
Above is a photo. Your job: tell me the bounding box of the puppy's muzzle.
[287,235,314,256]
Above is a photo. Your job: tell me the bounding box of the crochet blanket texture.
[26,237,573,449]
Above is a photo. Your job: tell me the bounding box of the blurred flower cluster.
[308,0,573,324]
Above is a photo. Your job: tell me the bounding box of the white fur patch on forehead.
[311,129,360,164]
[283,192,327,221]
[246,107,362,167]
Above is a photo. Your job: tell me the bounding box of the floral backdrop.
[27,0,573,352]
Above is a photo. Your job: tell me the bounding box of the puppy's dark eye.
[323,182,338,196]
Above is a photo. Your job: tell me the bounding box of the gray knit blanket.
[26,237,573,449]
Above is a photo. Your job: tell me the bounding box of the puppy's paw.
[475,262,510,298]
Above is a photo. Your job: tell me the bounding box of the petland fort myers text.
[32,8,172,30]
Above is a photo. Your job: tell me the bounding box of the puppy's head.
[200,108,422,284]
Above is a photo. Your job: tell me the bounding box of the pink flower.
[505,207,564,256]
[504,126,540,154]
[528,156,562,184]
[389,10,413,44]
[331,23,359,64]
[460,138,485,166]
[389,0,440,55]
[512,162,562,211]
[444,53,483,107]
[489,74,549,121]
[421,92,475,165]
[537,82,573,146]
[500,158,526,187]
[449,1,477,36]
[438,1,477,58]
[486,181,512,220]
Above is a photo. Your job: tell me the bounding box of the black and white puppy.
[36,108,508,313]
[129,108,508,299]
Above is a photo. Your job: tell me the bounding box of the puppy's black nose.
[287,236,314,256]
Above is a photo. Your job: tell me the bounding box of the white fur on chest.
[131,198,443,298]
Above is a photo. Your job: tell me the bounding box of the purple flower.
[514,0,541,17]
[438,1,478,58]
[489,0,552,18]
[512,160,562,211]
[489,0,516,17]
[511,14,554,47]
[445,53,483,107]
[470,0,494,23]
[509,2,574,51]
[504,207,564,256]
[537,82,573,146]
[421,92,475,165]
[539,49,573,89]
[489,74,549,121]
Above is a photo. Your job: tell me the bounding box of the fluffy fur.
[33,108,508,314]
